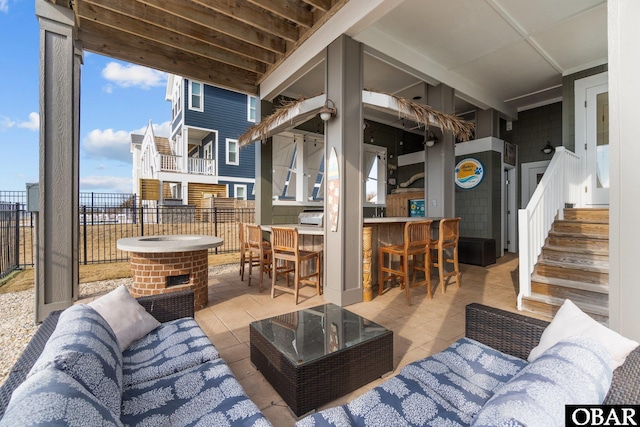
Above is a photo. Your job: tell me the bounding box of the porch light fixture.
[319,99,337,121]
[541,141,555,154]
[424,131,438,148]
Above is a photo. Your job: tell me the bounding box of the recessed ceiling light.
[412,96,422,100]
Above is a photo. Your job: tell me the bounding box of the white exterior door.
[576,73,609,206]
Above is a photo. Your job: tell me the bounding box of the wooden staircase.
[522,208,609,324]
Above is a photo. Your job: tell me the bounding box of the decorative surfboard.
[327,147,340,232]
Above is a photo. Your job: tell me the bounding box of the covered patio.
[74,253,524,426]
[34,0,639,344]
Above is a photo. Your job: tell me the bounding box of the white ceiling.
[282,0,607,120]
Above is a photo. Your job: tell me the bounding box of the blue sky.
[1,0,172,193]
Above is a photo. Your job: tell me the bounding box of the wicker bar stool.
[378,220,433,305]
[246,224,272,293]
[270,226,321,304]
[431,217,461,293]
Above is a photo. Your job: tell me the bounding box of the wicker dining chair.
[270,226,321,304]
[246,224,272,293]
[430,217,461,293]
[378,220,433,305]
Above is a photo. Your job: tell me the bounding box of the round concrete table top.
[117,235,223,253]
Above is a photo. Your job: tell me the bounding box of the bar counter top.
[364,216,441,224]
[262,217,440,236]
[261,224,324,236]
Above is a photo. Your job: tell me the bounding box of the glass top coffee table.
[249,303,393,417]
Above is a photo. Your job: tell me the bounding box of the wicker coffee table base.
[250,325,393,417]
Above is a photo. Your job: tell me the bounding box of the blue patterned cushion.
[0,368,122,427]
[121,358,271,427]
[472,336,613,427]
[297,337,527,427]
[122,318,220,387]
[28,304,123,417]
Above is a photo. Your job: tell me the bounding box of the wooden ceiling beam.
[78,22,259,94]
[138,0,287,54]
[191,0,300,43]
[78,1,275,69]
[301,0,332,12]
[246,0,314,28]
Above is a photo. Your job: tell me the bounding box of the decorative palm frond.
[238,97,308,147]
[238,91,475,146]
[380,91,475,141]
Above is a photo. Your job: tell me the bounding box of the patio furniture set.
[240,218,462,307]
[1,283,638,426]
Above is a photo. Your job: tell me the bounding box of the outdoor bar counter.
[263,217,440,301]
[362,217,441,300]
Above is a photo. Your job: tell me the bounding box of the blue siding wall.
[183,82,255,181]
[170,113,182,138]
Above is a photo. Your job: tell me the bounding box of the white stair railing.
[517,147,582,309]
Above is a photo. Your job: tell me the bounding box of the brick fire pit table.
[117,235,223,310]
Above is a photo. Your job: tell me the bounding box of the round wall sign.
[455,158,484,189]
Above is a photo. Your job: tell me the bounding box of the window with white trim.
[248,96,257,122]
[363,144,387,206]
[235,184,247,200]
[226,138,239,165]
[189,81,203,111]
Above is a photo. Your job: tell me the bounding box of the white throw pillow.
[89,285,161,352]
[528,299,638,370]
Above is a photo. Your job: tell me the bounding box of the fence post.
[214,207,219,254]
[14,203,20,268]
[133,194,137,224]
[140,205,144,236]
[83,206,87,265]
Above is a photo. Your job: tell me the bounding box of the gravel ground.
[0,263,237,387]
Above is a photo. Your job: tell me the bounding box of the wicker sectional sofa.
[0,289,271,427]
[297,303,640,426]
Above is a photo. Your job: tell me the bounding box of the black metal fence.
[78,205,255,264]
[0,203,21,280]
[0,191,254,277]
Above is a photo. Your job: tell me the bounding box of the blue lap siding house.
[133,75,256,206]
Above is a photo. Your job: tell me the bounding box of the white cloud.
[83,128,132,163]
[80,175,132,193]
[130,120,171,138]
[101,62,167,90]
[17,112,39,131]
[0,112,38,131]
[0,0,8,13]
[82,121,172,163]
[152,121,171,137]
[0,115,15,130]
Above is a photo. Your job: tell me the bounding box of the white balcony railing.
[188,157,215,175]
[159,154,180,172]
[517,147,582,309]
[157,154,215,176]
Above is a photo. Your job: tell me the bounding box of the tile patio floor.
[195,252,528,426]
